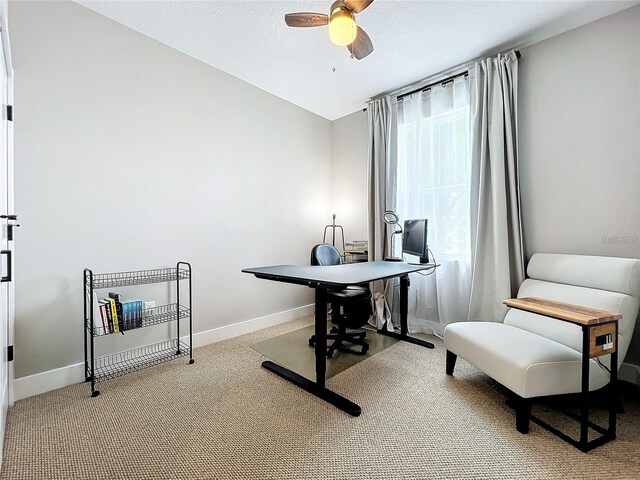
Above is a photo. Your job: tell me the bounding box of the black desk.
[242,261,436,416]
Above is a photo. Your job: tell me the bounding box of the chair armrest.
[503,297,621,326]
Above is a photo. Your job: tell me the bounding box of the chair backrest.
[504,253,640,370]
[311,244,342,266]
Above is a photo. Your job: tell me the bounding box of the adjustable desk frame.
[376,275,435,350]
[243,263,435,416]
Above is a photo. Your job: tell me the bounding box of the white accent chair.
[444,253,640,434]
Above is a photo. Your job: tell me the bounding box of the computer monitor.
[402,219,429,264]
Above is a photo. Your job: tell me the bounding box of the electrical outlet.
[144,301,156,317]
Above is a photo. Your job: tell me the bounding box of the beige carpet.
[2,316,640,480]
[251,324,398,380]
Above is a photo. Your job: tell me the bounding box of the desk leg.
[377,274,434,349]
[315,288,327,389]
[261,288,361,417]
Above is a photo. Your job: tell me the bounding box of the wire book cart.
[83,262,194,397]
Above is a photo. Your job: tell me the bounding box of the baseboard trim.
[13,304,314,402]
[13,363,86,403]
[183,304,314,349]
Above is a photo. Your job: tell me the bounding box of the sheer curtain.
[393,76,472,336]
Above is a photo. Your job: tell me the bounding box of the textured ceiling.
[76,0,638,120]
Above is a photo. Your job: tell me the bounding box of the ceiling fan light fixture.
[329,7,357,46]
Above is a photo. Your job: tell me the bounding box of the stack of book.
[344,241,369,263]
[92,292,145,335]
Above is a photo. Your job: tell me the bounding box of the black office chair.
[308,244,372,357]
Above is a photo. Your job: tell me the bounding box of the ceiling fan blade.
[285,13,329,27]
[348,27,374,60]
[345,0,374,14]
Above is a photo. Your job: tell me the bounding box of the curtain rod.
[396,70,468,101]
[363,49,521,111]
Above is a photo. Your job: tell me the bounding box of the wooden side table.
[503,297,621,452]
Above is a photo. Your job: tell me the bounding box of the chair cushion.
[527,253,640,297]
[327,286,371,301]
[444,322,610,398]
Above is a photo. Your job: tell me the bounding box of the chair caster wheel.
[189,359,195,364]
[91,390,100,398]
[309,338,315,346]
[326,350,335,358]
[361,345,369,354]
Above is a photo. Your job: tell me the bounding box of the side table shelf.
[84,262,194,397]
[94,339,190,383]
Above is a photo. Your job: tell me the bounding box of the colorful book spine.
[105,298,119,333]
[137,300,144,327]
[103,301,113,334]
[124,302,131,331]
[98,302,109,334]
[108,293,124,332]
[97,293,149,334]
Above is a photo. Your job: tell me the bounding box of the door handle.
[6,222,19,241]
[1,250,11,283]
[1,215,19,241]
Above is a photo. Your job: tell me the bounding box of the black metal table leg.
[377,274,435,349]
[609,323,618,439]
[528,320,620,452]
[261,288,361,416]
[315,288,327,389]
[580,325,590,450]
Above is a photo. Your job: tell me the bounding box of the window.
[396,76,471,259]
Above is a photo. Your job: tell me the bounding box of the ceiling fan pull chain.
[332,43,337,72]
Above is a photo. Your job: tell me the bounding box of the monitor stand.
[408,256,430,265]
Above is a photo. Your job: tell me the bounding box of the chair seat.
[327,286,370,301]
[444,322,610,398]
[309,244,372,357]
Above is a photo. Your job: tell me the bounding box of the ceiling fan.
[284,0,374,60]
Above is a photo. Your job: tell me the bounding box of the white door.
[0,12,13,466]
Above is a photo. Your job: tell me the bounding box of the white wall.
[10,1,332,379]
[331,110,369,243]
[519,5,640,376]
[519,6,640,260]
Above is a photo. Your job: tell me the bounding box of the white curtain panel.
[367,96,398,330]
[468,51,525,321]
[394,76,473,336]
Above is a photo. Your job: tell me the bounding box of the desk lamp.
[383,210,403,262]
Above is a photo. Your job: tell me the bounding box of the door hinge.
[6,105,12,122]
[7,345,13,362]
